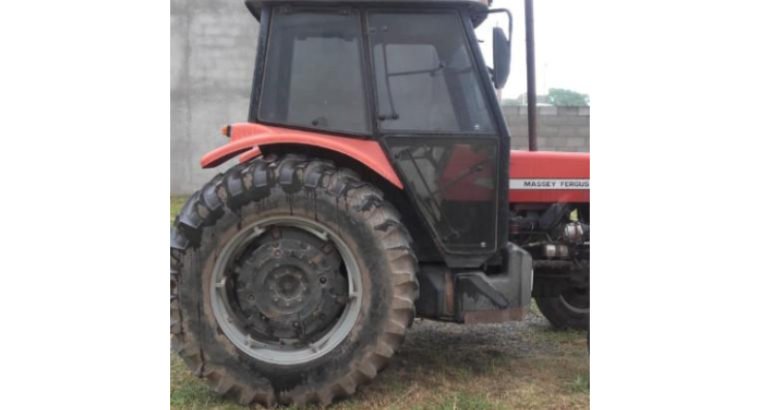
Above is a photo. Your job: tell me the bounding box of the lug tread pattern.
[170,154,418,407]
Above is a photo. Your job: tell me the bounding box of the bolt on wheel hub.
[234,227,347,343]
[210,216,362,366]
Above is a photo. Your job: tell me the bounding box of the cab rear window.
[258,9,369,135]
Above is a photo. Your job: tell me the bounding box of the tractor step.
[416,244,533,324]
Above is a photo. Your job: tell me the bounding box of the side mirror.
[492,26,511,89]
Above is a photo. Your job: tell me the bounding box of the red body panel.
[200,123,403,189]
[200,123,589,204]
[509,150,589,203]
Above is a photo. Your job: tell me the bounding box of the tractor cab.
[244,0,514,268]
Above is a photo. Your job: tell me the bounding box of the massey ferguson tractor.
[170,0,589,406]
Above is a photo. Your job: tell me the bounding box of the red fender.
[200,123,403,189]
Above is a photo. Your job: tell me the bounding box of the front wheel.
[170,155,418,407]
[534,265,589,330]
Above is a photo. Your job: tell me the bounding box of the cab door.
[366,11,508,266]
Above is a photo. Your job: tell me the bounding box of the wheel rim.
[210,216,362,366]
[558,286,589,315]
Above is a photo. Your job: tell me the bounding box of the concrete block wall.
[171,0,260,195]
[501,106,590,152]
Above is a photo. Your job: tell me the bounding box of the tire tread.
[170,154,418,407]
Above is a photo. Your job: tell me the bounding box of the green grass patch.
[170,354,241,410]
[431,391,495,410]
[170,196,188,223]
[568,374,590,394]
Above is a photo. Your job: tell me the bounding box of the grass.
[170,196,186,225]
[170,196,589,409]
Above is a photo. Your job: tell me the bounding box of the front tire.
[170,154,418,407]
[535,286,589,330]
[534,264,589,330]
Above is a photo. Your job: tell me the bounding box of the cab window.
[259,10,369,134]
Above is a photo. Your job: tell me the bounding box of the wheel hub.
[210,216,363,366]
[233,227,348,345]
[560,263,589,313]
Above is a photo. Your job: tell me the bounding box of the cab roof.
[244,0,492,27]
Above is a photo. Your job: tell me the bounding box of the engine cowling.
[509,150,589,204]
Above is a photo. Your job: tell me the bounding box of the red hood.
[510,150,589,179]
[509,150,589,204]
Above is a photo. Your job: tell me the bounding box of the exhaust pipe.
[524,0,538,151]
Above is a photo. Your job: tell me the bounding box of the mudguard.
[200,123,590,204]
[201,122,403,189]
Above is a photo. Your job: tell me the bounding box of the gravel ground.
[382,306,584,382]
[407,308,559,357]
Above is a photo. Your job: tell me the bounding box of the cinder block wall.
[502,106,590,152]
[171,0,260,195]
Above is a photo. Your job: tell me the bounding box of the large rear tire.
[170,154,418,407]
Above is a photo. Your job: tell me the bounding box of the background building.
[171,0,259,194]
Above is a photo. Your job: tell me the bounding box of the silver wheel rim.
[210,216,363,366]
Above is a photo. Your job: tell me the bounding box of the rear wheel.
[170,155,418,407]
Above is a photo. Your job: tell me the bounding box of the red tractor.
[171,0,589,406]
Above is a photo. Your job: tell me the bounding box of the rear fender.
[200,123,403,189]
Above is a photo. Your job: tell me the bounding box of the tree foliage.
[547,88,589,106]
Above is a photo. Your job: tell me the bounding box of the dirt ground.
[170,197,589,409]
